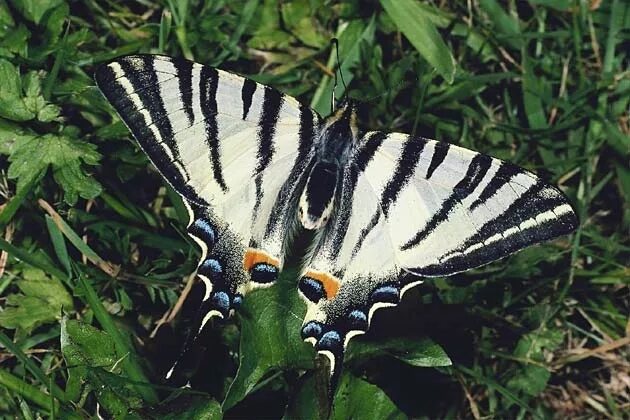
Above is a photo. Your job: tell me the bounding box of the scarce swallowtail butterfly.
[94,54,578,390]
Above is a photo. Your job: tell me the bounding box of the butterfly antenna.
[330,38,348,112]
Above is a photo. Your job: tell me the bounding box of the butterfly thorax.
[299,102,359,230]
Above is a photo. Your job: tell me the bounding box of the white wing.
[95,55,321,379]
[298,131,577,382]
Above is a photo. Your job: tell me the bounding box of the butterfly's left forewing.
[299,131,577,383]
[95,55,320,378]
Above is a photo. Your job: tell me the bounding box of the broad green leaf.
[286,373,405,420]
[222,267,315,410]
[0,59,36,121]
[332,374,405,419]
[380,0,456,83]
[247,0,294,49]
[61,319,118,373]
[9,0,64,24]
[0,267,72,336]
[506,365,551,397]
[506,328,563,396]
[347,337,452,368]
[0,61,60,121]
[61,318,144,415]
[7,133,102,204]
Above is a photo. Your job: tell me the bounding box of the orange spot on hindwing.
[304,269,340,299]
[243,248,280,285]
[243,248,280,272]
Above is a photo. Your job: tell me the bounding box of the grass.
[0,0,628,418]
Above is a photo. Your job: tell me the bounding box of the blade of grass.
[39,199,119,277]
[45,215,71,276]
[0,369,58,413]
[0,237,67,280]
[380,0,456,83]
[0,172,43,228]
[0,332,66,403]
[456,365,540,419]
[76,273,158,404]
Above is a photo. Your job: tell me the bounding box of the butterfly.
[94,54,577,389]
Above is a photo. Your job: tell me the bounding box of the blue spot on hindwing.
[232,294,243,309]
[371,285,400,304]
[191,218,216,245]
[250,263,278,284]
[298,277,325,303]
[200,258,222,272]
[211,291,230,314]
[301,321,323,340]
[317,330,341,350]
[347,310,368,330]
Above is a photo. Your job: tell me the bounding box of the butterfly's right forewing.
[298,131,577,385]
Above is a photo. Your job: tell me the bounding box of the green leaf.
[0,267,72,336]
[76,275,158,404]
[332,374,405,419]
[159,396,222,420]
[286,373,405,420]
[380,0,456,83]
[506,365,551,397]
[0,59,36,121]
[247,0,294,49]
[8,133,102,204]
[61,318,144,415]
[9,0,64,24]
[348,337,452,368]
[506,328,563,397]
[222,267,315,410]
[281,0,327,48]
[0,62,59,122]
[61,319,118,372]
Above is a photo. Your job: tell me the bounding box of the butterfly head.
[323,99,359,142]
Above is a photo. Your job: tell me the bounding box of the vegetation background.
[0,0,628,418]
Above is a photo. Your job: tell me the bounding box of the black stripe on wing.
[177,59,194,126]
[252,86,283,217]
[470,161,521,210]
[401,153,493,251]
[328,131,388,257]
[264,104,319,236]
[199,66,229,192]
[94,56,206,205]
[241,78,257,120]
[413,181,577,276]
[426,141,449,179]
[351,135,427,257]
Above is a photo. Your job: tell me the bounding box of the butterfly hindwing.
[299,131,577,382]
